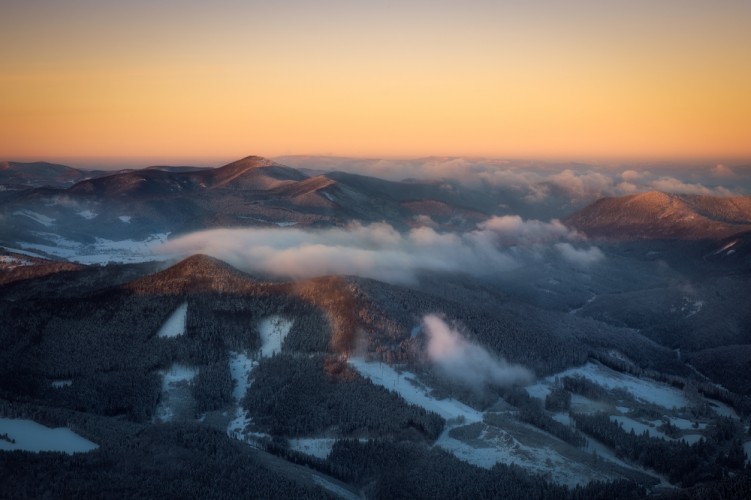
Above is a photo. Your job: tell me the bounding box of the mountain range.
[1,156,750,498]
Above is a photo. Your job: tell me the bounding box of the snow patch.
[744,441,751,465]
[118,215,132,223]
[161,364,198,387]
[275,221,297,227]
[348,358,482,423]
[154,364,198,423]
[683,434,703,445]
[435,424,611,487]
[0,418,98,454]
[77,210,97,220]
[708,400,739,419]
[51,379,73,388]
[0,246,45,258]
[288,438,338,459]
[229,352,256,403]
[670,417,703,430]
[714,240,737,255]
[569,294,596,315]
[570,394,611,414]
[524,381,552,400]
[540,362,688,410]
[258,316,294,358]
[311,475,359,500]
[551,413,572,426]
[227,351,258,438]
[611,416,669,439]
[0,255,32,268]
[14,210,55,227]
[157,302,188,338]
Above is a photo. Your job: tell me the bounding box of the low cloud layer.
[158,216,602,284]
[423,314,533,389]
[277,156,747,207]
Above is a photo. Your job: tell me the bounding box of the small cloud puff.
[710,164,735,178]
[423,314,533,389]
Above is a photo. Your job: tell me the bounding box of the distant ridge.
[0,161,91,188]
[565,191,751,240]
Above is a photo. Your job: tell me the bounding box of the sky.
[2,0,750,164]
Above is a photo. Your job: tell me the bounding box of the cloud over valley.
[158,216,603,284]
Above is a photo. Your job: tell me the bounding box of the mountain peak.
[199,156,307,189]
[126,254,260,294]
[627,190,674,205]
[566,191,751,240]
[224,155,276,169]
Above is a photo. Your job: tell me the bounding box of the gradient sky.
[2,0,750,163]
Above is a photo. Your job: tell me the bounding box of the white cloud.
[710,164,735,178]
[548,169,614,200]
[554,242,605,266]
[649,177,734,196]
[423,314,533,389]
[478,215,580,245]
[157,216,602,284]
[621,169,649,182]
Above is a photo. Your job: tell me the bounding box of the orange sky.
[2,1,750,163]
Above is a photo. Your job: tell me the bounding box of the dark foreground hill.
[1,253,750,498]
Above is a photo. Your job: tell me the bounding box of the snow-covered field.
[229,352,256,403]
[0,418,98,454]
[435,423,621,487]
[14,210,55,227]
[153,364,198,423]
[670,417,704,430]
[350,358,666,486]
[227,351,257,437]
[570,394,611,414]
[289,438,338,459]
[17,232,172,264]
[157,302,188,338]
[611,416,669,440]
[526,361,688,410]
[348,358,482,423]
[258,316,294,358]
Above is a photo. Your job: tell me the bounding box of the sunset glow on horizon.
[2,0,750,163]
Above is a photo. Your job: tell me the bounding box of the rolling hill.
[565,191,751,240]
